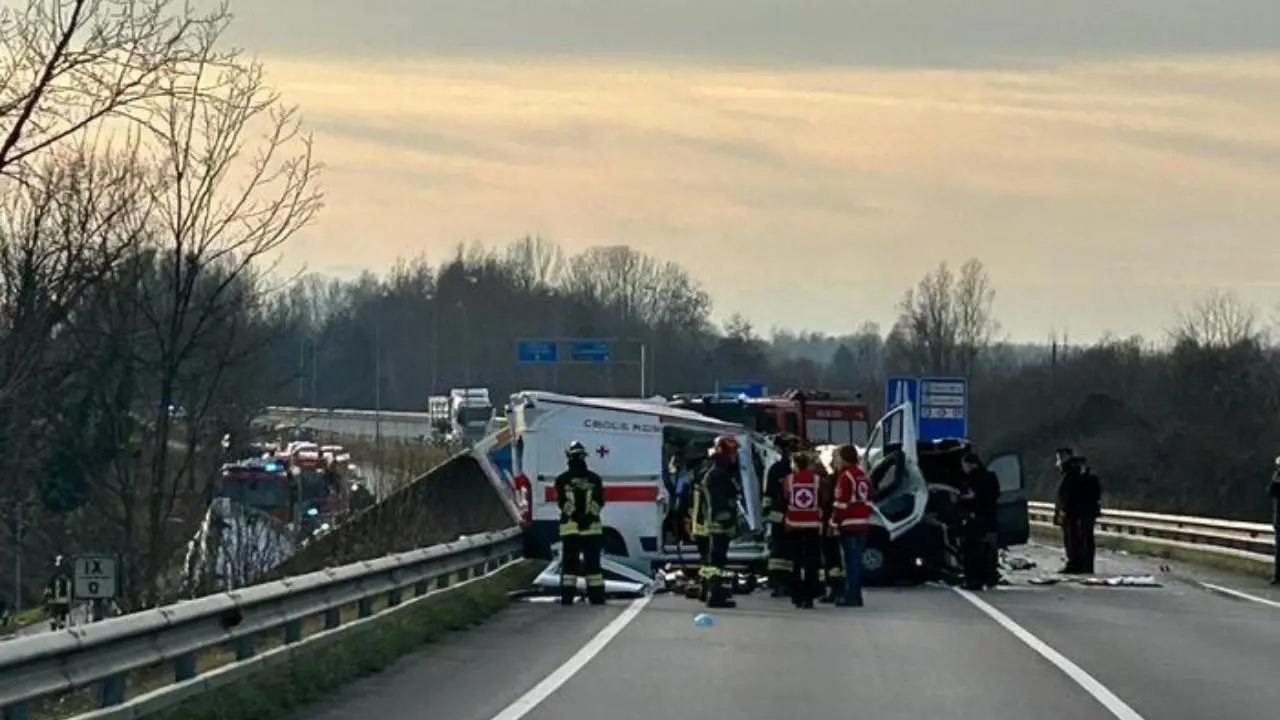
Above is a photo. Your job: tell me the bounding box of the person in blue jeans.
[1269,457,1279,585]
[830,444,873,607]
[839,530,865,605]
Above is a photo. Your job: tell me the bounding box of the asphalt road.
[303,546,1280,720]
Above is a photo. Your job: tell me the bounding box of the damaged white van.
[816,400,1030,585]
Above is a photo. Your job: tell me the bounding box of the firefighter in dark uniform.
[555,441,606,606]
[816,460,845,603]
[685,455,712,600]
[701,435,742,609]
[762,434,798,597]
[44,556,73,630]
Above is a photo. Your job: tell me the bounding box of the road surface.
[301,544,1280,720]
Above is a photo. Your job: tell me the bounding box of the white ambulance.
[480,391,776,576]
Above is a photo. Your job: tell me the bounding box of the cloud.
[259,51,1280,340]
[228,1,1280,69]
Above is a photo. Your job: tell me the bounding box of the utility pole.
[374,314,382,446]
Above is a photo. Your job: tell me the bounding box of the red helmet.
[711,435,740,457]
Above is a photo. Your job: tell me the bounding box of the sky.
[221,1,1280,341]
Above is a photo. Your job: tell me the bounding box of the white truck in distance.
[448,387,493,442]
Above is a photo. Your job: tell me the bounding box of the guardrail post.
[324,608,341,629]
[100,674,126,707]
[284,618,302,643]
[387,587,403,606]
[357,598,374,618]
[174,653,197,682]
[235,636,255,660]
[413,580,429,596]
[4,701,31,720]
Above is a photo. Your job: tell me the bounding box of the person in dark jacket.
[700,435,742,609]
[555,441,606,605]
[959,452,1001,590]
[762,434,798,597]
[1053,448,1102,574]
[1270,456,1280,585]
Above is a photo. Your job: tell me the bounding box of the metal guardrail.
[261,405,433,423]
[0,528,523,720]
[1027,501,1275,557]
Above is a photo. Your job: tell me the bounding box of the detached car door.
[988,453,1029,547]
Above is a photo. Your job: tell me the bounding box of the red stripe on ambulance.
[542,485,659,503]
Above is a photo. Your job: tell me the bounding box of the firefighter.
[44,556,73,630]
[830,444,874,606]
[701,435,742,609]
[555,441,606,606]
[685,454,712,601]
[817,461,844,604]
[762,433,798,597]
[782,452,823,608]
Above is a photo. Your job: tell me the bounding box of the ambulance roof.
[516,391,742,430]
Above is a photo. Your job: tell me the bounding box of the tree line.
[3,0,1275,613]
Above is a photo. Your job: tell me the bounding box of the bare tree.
[563,245,709,329]
[0,0,232,178]
[503,235,564,293]
[890,261,957,374]
[97,44,322,603]
[889,259,998,377]
[1172,290,1262,348]
[953,258,999,375]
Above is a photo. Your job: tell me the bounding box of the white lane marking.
[1198,582,1280,609]
[487,595,652,720]
[954,588,1146,720]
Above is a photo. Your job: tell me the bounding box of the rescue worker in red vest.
[817,463,844,604]
[830,444,874,607]
[782,451,823,608]
[701,435,742,609]
[555,441,606,606]
[762,433,799,597]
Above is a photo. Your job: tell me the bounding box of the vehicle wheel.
[861,536,891,587]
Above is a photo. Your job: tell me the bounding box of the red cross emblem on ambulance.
[596,444,609,458]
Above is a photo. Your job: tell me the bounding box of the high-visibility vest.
[783,469,822,530]
[832,467,873,530]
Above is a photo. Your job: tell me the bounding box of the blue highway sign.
[567,339,612,363]
[516,339,558,364]
[917,376,968,441]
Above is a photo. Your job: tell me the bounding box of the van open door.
[988,453,1029,547]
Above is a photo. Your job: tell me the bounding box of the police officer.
[1054,448,1102,574]
[782,452,823,608]
[817,463,844,604]
[44,556,73,630]
[555,441,606,606]
[762,434,797,597]
[701,435,742,609]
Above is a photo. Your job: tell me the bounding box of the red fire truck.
[668,389,871,446]
[216,458,294,523]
